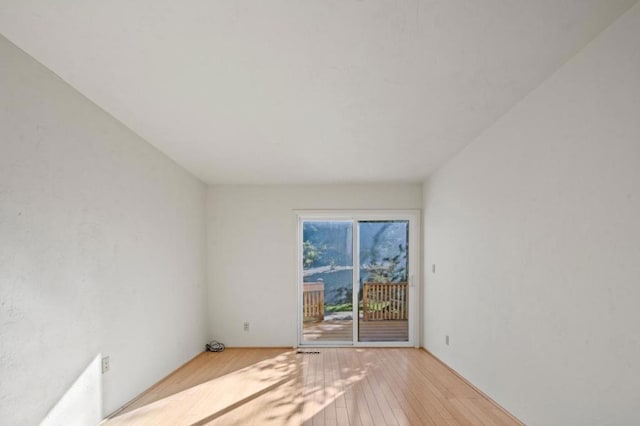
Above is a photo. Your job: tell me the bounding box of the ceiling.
[0,1,636,184]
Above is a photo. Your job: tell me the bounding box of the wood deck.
[303,319,408,343]
[104,348,523,425]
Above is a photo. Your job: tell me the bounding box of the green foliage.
[365,243,408,283]
[324,303,353,313]
[303,222,353,268]
[333,286,353,305]
[329,258,337,270]
[303,240,326,269]
[366,301,390,311]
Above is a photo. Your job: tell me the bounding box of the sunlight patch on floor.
[103,350,370,425]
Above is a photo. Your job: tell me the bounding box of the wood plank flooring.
[103,348,522,426]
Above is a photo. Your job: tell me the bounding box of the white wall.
[41,355,102,426]
[0,35,208,423]
[207,184,422,347]
[423,4,640,425]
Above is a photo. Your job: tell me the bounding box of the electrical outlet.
[432,264,436,273]
[243,321,250,332]
[102,356,110,374]
[445,335,450,346]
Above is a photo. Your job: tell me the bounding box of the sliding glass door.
[298,211,419,346]
[357,220,409,342]
[300,220,354,343]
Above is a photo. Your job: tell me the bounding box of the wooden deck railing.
[362,282,408,321]
[303,282,325,322]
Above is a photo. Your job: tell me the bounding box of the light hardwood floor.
[104,348,522,426]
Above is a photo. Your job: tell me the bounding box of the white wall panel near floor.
[0,36,208,423]
[423,3,640,425]
[206,184,422,347]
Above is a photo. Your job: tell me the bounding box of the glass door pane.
[301,221,354,343]
[358,221,409,342]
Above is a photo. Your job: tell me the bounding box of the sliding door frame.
[296,210,421,348]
